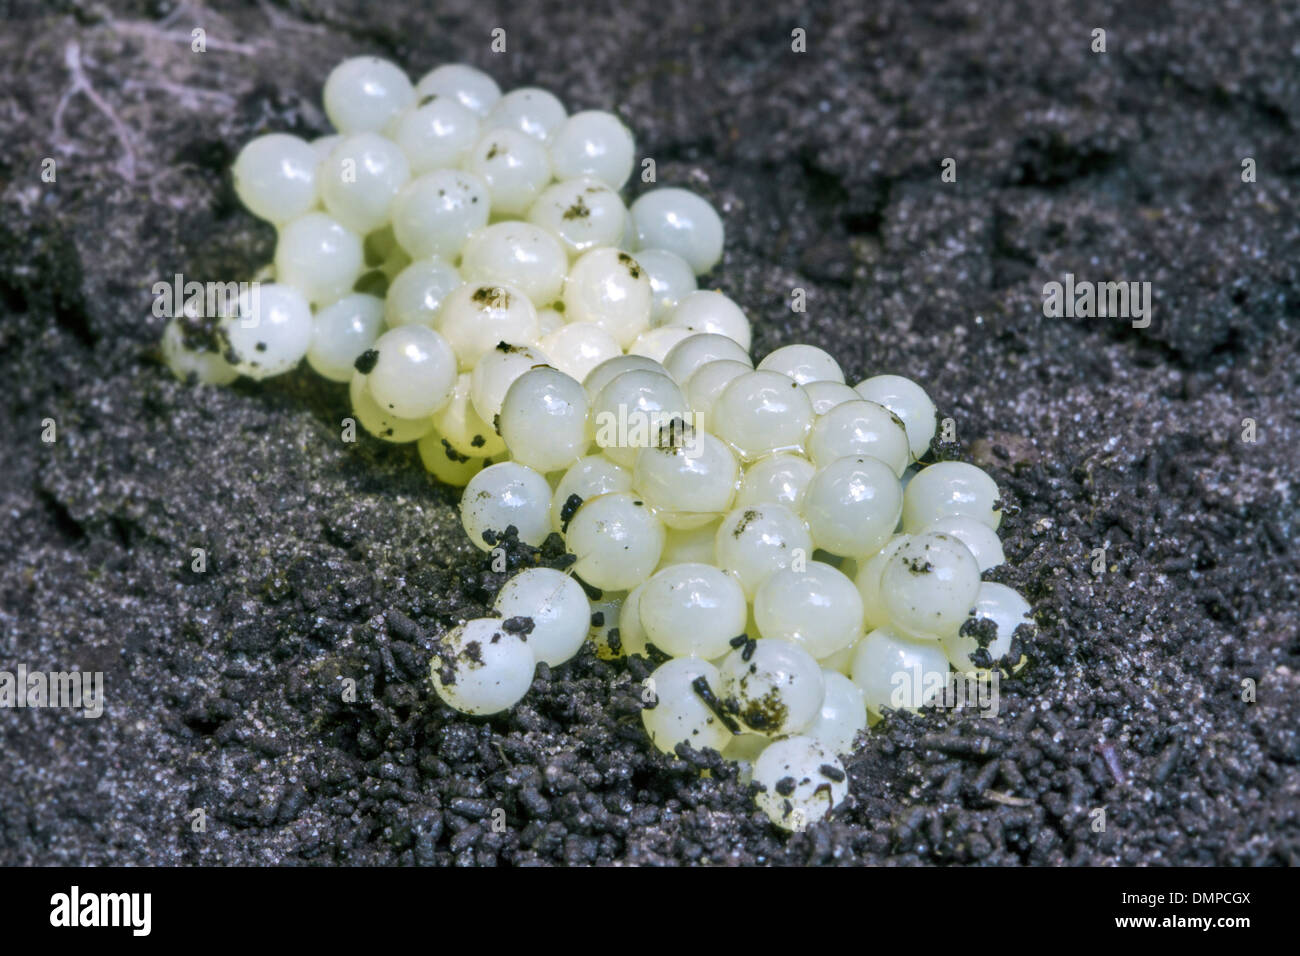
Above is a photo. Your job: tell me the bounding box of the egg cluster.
[164,59,1033,832]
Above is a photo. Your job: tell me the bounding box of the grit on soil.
[0,0,1297,865]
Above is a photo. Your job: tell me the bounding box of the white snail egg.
[736,453,816,511]
[527,177,627,257]
[430,617,534,715]
[436,284,539,370]
[714,503,814,598]
[324,56,415,134]
[639,562,748,659]
[662,332,753,385]
[498,366,590,473]
[753,561,864,659]
[307,292,385,382]
[460,461,553,550]
[801,454,903,559]
[757,344,844,385]
[902,461,1003,532]
[232,133,319,225]
[492,568,590,667]
[719,638,825,737]
[807,399,910,476]
[565,492,665,591]
[221,283,313,379]
[752,735,847,830]
[459,221,568,307]
[850,627,951,716]
[633,428,739,529]
[879,531,981,639]
[384,256,462,328]
[363,324,458,419]
[663,289,751,352]
[941,581,1032,672]
[853,373,938,461]
[712,369,814,461]
[391,169,490,261]
[539,322,622,384]
[806,670,868,756]
[629,188,725,276]
[274,212,364,305]
[469,341,550,425]
[641,657,732,755]
[562,247,653,348]
[549,454,633,532]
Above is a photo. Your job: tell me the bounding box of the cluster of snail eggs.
[164,59,1033,833]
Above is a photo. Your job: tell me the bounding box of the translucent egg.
[549,455,633,532]
[758,344,844,385]
[485,86,567,142]
[463,128,552,217]
[714,503,814,597]
[641,657,732,755]
[630,188,724,276]
[941,581,1032,672]
[307,293,385,382]
[470,342,550,424]
[549,110,636,189]
[429,617,534,715]
[539,322,622,383]
[363,325,458,419]
[802,454,903,559]
[683,360,752,432]
[460,461,553,550]
[853,534,913,631]
[922,514,1005,572]
[582,354,668,400]
[566,492,665,590]
[633,429,739,529]
[391,96,480,173]
[657,520,719,568]
[274,212,364,305]
[319,133,411,234]
[902,461,1002,532]
[806,670,868,756]
[662,333,753,385]
[802,380,861,416]
[589,369,688,467]
[434,372,506,458]
[324,56,415,134]
[391,169,490,261]
[628,327,693,362]
[719,638,825,737]
[634,248,699,322]
[162,317,238,385]
[807,400,910,476]
[348,371,435,442]
[853,374,938,461]
[879,531,981,639]
[492,568,590,667]
[460,221,567,306]
[754,562,864,659]
[526,177,627,258]
[436,283,540,370]
[753,735,847,829]
[415,63,501,116]
[639,562,747,659]
[232,133,319,225]
[536,307,566,337]
[615,583,649,658]
[587,592,626,660]
[499,367,590,473]
[712,369,814,460]
[417,430,488,486]
[851,627,951,715]
[562,248,652,348]
[736,453,816,510]
[221,283,313,379]
[384,256,462,328]
[663,290,751,352]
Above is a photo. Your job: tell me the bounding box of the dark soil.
[1,0,1297,865]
